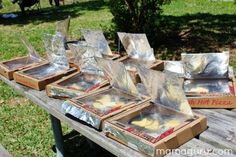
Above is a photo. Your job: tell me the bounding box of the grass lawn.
[0,0,236,156]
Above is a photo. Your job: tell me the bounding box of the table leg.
[50,115,65,157]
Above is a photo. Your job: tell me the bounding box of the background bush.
[109,0,170,47]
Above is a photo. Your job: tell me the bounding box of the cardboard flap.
[181,51,229,79]
[136,65,193,117]
[95,57,138,95]
[20,36,41,62]
[81,29,113,56]
[43,33,69,70]
[118,32,155,61]
[56,16,70,40]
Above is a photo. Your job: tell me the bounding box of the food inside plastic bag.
[118,32,155,61]
[95,57,138,95]
[181,52,229,79]
[116,104,192,142]
[136,65,193,116]
[184,79,233,95]
[58,72,105,92]
[43,33,69,70]
[75,88,138,116]
[81,29,113,56]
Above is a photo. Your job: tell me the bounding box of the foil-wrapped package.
[56,16,70,41]
[136,65,193,116]
[164,61,184,77]
[118,32,155,61]
[184,79,232,95]
[95,57,138,95]
[81,29,113,56]
[181,52,229,79]
[43,33,70,71]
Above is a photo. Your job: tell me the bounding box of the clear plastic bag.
[184,79,232,94]
[136,65,193,116]
[43,33,69,70]
[181,52,229,79]
[95,57,138,95]
[118,32,155,61]
[81,29,113,56]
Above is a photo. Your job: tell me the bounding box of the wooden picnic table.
[1,74,236,157]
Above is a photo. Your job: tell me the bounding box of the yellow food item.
[164,120,180,128]
[189,87,209,93]
[92,95,124,110]
[131,118,160,131]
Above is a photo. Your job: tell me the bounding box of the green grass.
[0,0,236,156]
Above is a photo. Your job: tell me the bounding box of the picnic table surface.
[1,74,236,157]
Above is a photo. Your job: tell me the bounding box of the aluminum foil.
[43,33,69,70]
[20,36,41,62]
[104,122,155,157]
[62,100,101,129]
[164,61,184,77]
[71,42,104,75]
[95,57,138,95]
[136,65,193,116]
[181,52,229,79]
[184,79,232,94]
[3,36,42,70]
[81,29,113,56]
[117,32,155,61]
[56,16,70,41]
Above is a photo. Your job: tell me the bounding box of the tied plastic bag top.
[181,51,229,79]
[43,33,69,70]
[95,57,138,96]
[20,36,41,62]
[136,65,193,117]
[81,29,113,56]
[56,16,70,41]
[117,32,155,61]
[69,42,104,75]
[164,61,184,77]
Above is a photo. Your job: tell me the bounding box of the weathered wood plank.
[211,109,236,119]
[193,109,236,154]
[0,144,12,157]
[0,76,146,157]
[168,138,236,157]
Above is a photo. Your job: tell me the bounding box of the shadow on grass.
[0,0,107,25]
[153,13,236,59]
